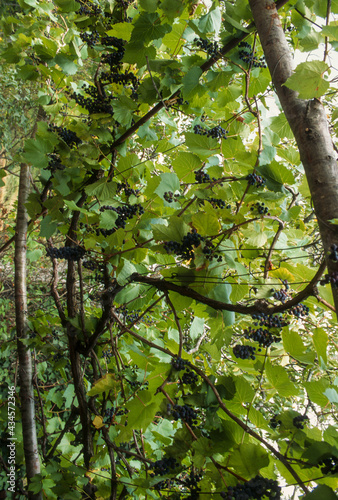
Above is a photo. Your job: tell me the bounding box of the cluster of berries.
[126,379,149,390]
[221,475,281,499]
[102,349,113,360]
[293,415,309,429]
[251,202,269,215]
[47,154,65,172]
[76,0,101,16]
[116,305,140,323]
[244,327,281,348]
[82,259,99,271]
[104,68,138,86]
[171,357,191,371]
[176,96,189,106]
[195,37,219,57]
[329,244,338,261]
[273,289,289,303]
[164,229,204,260]
[321,271,338,288]
[246,173,266,187]
[207,198,229,209]
[72,85,113,115]
[163,191,180,203]
[238,41,267,68]
[269,414,282,429]
[289,303,309,318]
[201,240,223,263]
[104,406,129,424]
[181,369,199,385]
[194,169,214,183]
[233,344,256,360]
[116,182,139,197]
[151,456,177,476]
[100,36,125,68]
[98,204,144,236]
[171,404,198,427]
[49,125,82,148]
[193,124,228,139]
[252,313,288,329]
[180,470,203,497]
[79,30,100,48]
[318,456,338,475]
[46,246,86,261]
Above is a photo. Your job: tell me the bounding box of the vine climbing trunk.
[248,0,338,317]
[14,163,42,499]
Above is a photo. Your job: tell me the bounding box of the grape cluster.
[273,289,289,303]
[49,125,82,148]
[117,182,139,197]
[251,202,269,215]
[76,0,102,16]
[176,95,189,106]
[47,154,65,172]
[221,475,281,499]
[164,229,204,260]
[163,191,180,203]
[80,30,100,48]
[233,344,256,360]
[101,69,139,89]
[293,415,309,429]
[98,204,144,236]
[151,456,178,476]
[181,369,199,385]
[318,456,338,475]
[72,85,113,115]
[181,470,203,498]
[321,271,338,288]
[195,37,219,57]
[202,240,223,263]
[289,303,309,318]
[246,173,266,187]
[46,246,86,261]
[82,259,98,271]
[208,198,228,209]
[172,404,198,427]
[102,349,113,360]
[244,327,281,348]
[193,124,228,139]
[101,37,125,68]
[194,169,213,183]
[238,41,267,68]
[116,305,140,323]
[252,313,288,329]
[329,244,338,261]
[104,406,129,424]
[269,414,282,429]
[171,357,191,371]
[126,378,149,390]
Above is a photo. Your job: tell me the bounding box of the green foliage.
[1,0,338,499]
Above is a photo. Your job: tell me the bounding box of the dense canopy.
[0,0,338,499]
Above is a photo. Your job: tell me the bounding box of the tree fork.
[248,0,338,316]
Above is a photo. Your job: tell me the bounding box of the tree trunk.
[14,163,42,500]
[248,0,338,316]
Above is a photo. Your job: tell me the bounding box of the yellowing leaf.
[87,373,118,396]
[92,416,104,429]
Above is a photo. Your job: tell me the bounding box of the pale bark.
[14,163,42,499]
[248,0,338,316]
